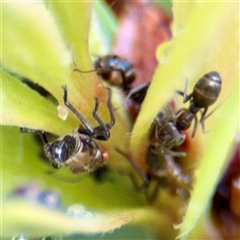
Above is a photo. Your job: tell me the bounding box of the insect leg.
[20,127,48,144]
[106,87,115,129]
[73,68,96,74]
[199,107,208,123]
[191,114,198,137]
[91,88,115,140]
[91,96,110,140]
[199,108,208,134]
[115,148,149,184]
[72,56,96,74]
[176,79,192,103]
[145,180,160,203]
[62,85,95,136]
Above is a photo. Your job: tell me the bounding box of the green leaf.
[1,2,71,100]
[89,1,118,56]
[45,1,93,70]
[2,198,151,237]
[1,69,76,135]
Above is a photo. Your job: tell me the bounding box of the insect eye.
[48,141,68,165]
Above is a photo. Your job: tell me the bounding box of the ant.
[141,71,222,198]
[21,86,115,174]
[116,71,222,201]
[116,107,191,202]
[148,107,186,153]
[74,55,151,110]
[176,71,222,137]
[146,107,191,200]
[74,55,136,92]
[117,148,191,202]
[146,147,191,200]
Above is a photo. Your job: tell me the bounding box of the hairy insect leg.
[62,85,95,136]
[20,127,48,144]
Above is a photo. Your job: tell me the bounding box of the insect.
[148,107,186,153]
[22,86,115,173]
[74,55,136,92]
[146,147,191,200]
[74,54,151,113]
[117,148,190,202]
[116,107,191,202]
[146,107,191,200]
[176,71,222,137]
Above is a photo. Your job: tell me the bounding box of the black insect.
[74,54,151,111]
[94,55,136,91]
[116,71,222,201]
[22,86,115,174]
[146,107,190,200]
[148,107,186,154]
[176,71,222,137]
[74,55,136,92]
[141,71,222,199]
[117,148,190,202]
[116,107,191,202]
[146,147,191,200]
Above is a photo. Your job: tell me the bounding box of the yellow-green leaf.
[1,69,76,135]
[1,2,71,100]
